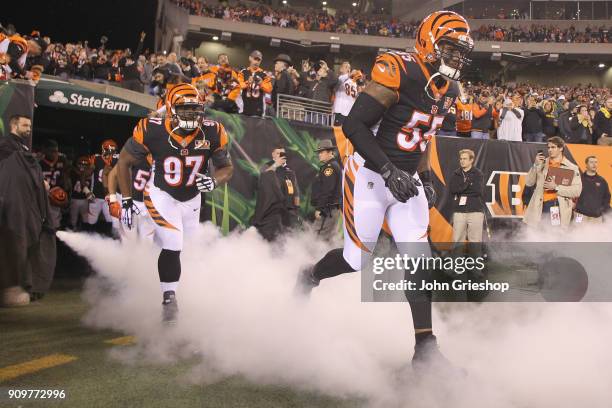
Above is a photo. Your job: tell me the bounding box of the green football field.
[0,281,357,408]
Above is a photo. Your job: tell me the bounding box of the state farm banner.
[164,112,612,236]
[35,77,150,117]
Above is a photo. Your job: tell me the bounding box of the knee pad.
[158,249,181,283]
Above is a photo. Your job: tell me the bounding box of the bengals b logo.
[486,171,528,218]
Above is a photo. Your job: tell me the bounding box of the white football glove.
[195,173,217,192]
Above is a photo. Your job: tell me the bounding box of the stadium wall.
[199,111,612,238]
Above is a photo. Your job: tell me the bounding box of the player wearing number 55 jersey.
[296,11,474,370]
[117,83,233,323]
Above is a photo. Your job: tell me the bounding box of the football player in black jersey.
[69,155,95,230]
[87,139,120,235]
[106,156,155,241]
[296,11,474,369]
[39,139,70,227]
[117,83,233,323]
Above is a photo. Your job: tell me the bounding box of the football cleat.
[162,290,179,324]
[293,265,320,298]
[412,334,466,376]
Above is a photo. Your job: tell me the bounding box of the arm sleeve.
[602,180,611,213]
[211,148,231,168]
[122,136,149,162]
[341,92,391,172]
[449,171,470,194]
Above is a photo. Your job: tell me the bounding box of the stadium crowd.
[170,0,612,43]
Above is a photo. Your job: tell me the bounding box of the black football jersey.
[239,67,272,117]
[131,156,152,202]
[71,170,92,200]
[40,155,68,189]
[91,154,118,198]
[369,51,460,173]
[131,117,228,202]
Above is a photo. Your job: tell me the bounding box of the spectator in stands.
[438,104,457,137]
[471,91,495,140]
[92,53,111,83]
[450,149,485,244]
[155,52,181,75]
[523,137,582,228]
[239,50,273,117]
[211,63,241,113]
[558,101,582,143]
[522,96,546,143]
[575,105,594,144]
[271,54,295,109]
[119,31,146,92]
[574,156,610,225]
[456,94,473,138]
[593,96,612,146]
[541,99,558,137]
[178,56,200,80]
[497,98,523,141]
[0,115,56,306]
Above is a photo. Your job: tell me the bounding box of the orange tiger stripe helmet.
[415,10,474,81]
[165,83,204,131]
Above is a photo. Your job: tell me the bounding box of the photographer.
[471,91,495,140]
[558,101,582,143]
[239,50,273,117]
[449,149,485,244]
[252,146,300,241]
[523,137,581,228]
[522,95,546,142]
[497,98,523,141]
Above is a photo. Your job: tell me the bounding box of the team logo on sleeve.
[195,139,211,150]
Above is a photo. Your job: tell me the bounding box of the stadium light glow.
[598,63,605,68]
[212,36,219,41]
[282,0,287,3]
[352,2,357,6]
[322,1,327,5]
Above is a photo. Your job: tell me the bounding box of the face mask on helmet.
[434,38,473,81]
[172,102,203,131]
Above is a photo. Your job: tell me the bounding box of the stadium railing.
[276,94,334,127]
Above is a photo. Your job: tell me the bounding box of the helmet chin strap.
[438,59,461,81]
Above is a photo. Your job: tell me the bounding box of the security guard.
[311,139,341,239]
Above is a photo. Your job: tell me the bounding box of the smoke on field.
[58,222,612,408]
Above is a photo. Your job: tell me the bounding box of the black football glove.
[423,182,437,209]
[380,162,421,203]
[120,197,140,230]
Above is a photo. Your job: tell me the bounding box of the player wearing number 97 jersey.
[296,11,474,370]
[117,83,233,323]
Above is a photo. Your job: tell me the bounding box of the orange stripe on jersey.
[371,53,402,91]
[164,118,200,148]
[143,190,178,231]
[214,123,229,151]
[133,119,146,144]
[342,166,370,253]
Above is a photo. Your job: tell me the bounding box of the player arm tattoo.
[211,148,233,186]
